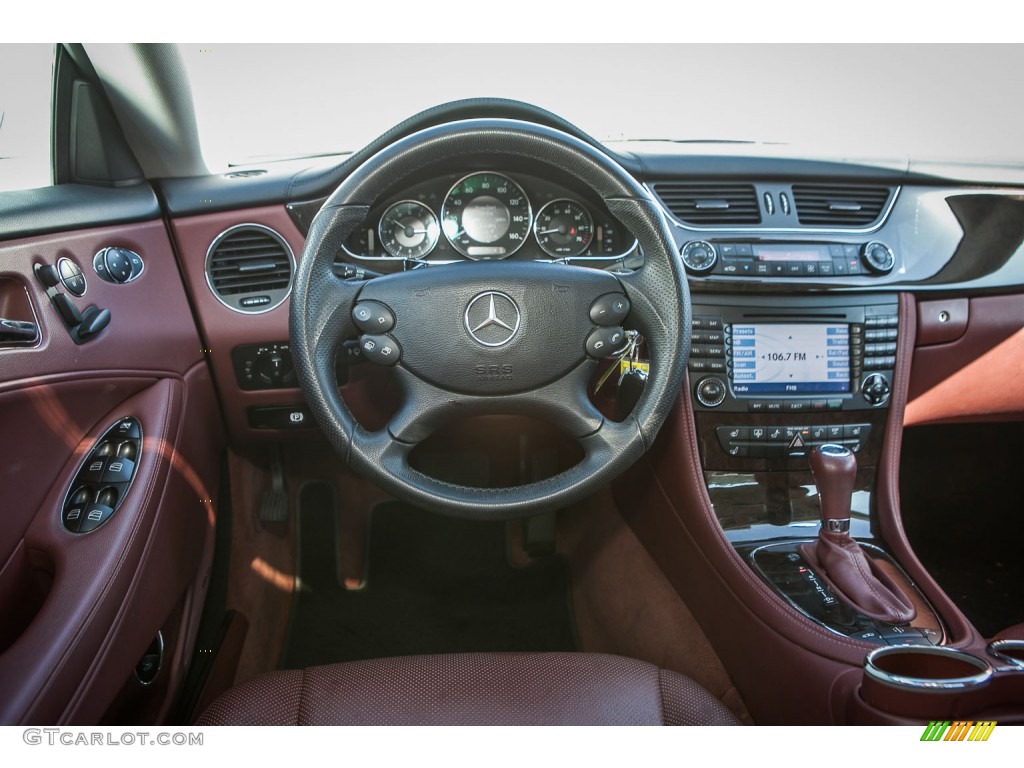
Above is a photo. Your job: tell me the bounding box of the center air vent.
[206,224,294,314]
[792,184,893,227]
[652,182,761,226]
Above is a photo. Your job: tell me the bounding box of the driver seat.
[196,652,739,726]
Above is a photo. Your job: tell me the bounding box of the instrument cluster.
[343,170,637,267]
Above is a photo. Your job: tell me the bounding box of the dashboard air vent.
[206,224,294,313]
[792,184,893,227]
[652,182,761,225]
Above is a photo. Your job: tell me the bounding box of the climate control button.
[681,241,718,275]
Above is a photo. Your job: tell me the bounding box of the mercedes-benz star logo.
[464,291,521,347]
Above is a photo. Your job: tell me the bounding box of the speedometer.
[440,172,531,259]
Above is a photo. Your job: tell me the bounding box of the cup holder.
[860,645,995,720]
[865,645,994,690]
[988,639,1024,669]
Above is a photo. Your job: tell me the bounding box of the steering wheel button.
[360,334,401,366]
[352,301,395,333]
[589,293,630,326]
[585,326,626,358]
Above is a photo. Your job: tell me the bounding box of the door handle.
[0,318,39,343]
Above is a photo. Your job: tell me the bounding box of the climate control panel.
[680,240,897,279]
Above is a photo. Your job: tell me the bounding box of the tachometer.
[533,199,594,258]
[441,172,531,259]
[378,200,440,259]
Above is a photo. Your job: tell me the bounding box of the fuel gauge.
[533,199,593,258]
[379,200,440,259]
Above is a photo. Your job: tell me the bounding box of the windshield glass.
[179,44,1024,171]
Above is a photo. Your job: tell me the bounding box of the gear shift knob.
[809,444,857,534]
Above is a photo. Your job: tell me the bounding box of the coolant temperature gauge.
[533,199,594,258]
[378,200,440,259]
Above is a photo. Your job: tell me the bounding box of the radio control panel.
[688,295,898,414]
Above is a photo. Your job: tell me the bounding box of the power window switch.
[81,456,108,482]
[101,457,135,484]
[78,504,115,534]
[63,505,85,532]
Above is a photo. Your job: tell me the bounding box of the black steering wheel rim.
[290,117,690,519]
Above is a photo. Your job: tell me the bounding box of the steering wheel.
[290,118,690,519]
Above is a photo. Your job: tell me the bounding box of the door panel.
[0,208,224,724]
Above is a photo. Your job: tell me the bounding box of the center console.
[684,292,944,648]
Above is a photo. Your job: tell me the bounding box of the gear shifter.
[800,444,917,624]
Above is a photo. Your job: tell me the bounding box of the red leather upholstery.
[196,652,740,726]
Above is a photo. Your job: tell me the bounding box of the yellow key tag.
[619,360,650,377]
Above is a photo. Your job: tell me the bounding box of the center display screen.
[730,323,850,395]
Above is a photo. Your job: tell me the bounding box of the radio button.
[785,400,809,412]
[747,401,766,413]
[705,331,724,344]
[688,359,708,372]
[766,401,784,413]
[705,317,723,330]
[691,344,709,358]
[708,361,726,373]
[810,400,827,411]
[826,399,844,411]
[695,376,727,408]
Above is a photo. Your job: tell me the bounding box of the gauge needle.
[536,228,564,235]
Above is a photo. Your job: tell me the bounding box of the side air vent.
[206,224,294,314]
[792,184,893,227]
[652,182,761,226]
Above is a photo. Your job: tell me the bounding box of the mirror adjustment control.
[352,301,396,333]
[94,247,144,284]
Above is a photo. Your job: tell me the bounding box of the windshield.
[179,44,1024,171]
